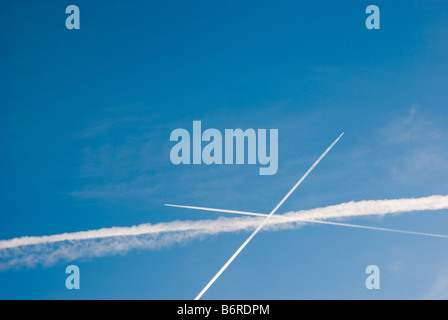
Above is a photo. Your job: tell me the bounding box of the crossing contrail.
[1,195,448,270]
[165,203,448,239]
[193,132,345,300]
[1,128,447,282]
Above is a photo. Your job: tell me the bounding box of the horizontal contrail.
[0,195,448,270]
[166,204,448,239]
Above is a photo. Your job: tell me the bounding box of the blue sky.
[0,0,448,299]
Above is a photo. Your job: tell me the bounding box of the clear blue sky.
[0,0,447,299]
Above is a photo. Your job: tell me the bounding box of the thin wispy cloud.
[424,267,448,300]
[0,195,447,270]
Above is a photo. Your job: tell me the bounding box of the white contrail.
[166,204,448,239]
[1,195,448,270]
[2,195,447,251]
[2,196,448,251]
[194,132,344,300]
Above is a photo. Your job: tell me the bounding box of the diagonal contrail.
[164,204,448,239]
[193,132,344,300]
